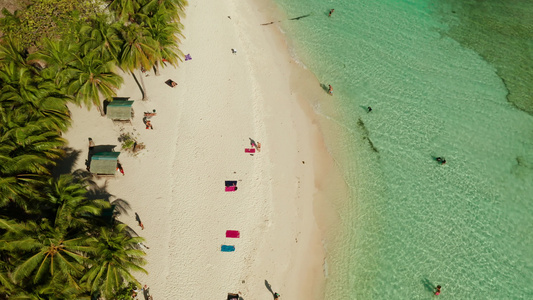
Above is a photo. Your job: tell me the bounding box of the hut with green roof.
[106,97,134,121]
[90,152,120,175]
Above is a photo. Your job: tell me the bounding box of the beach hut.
[90,152,120,175]
[107,98,134,121]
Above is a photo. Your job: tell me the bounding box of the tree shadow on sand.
[51,147,81,178]
[71,169,139,237]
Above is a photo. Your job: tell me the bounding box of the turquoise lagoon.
[271,0,533,298]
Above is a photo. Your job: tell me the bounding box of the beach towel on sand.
[226,230,240,238]
[221,245,235,252]
[245,148,255,153]
[225,186,236,192]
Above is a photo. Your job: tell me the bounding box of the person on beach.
[135,212,144,230]
[436,157,446,165]
[329,9,334,17]
[145,119,153,130]
[132,286,140,298]
[328,84,333,95]
[434,285,441,296]
[367,106,372,112]
[117,162,125,175]
[142,285,150,300]
[88,137,95,154]
[138,242,150,250]
[274,292,280,299]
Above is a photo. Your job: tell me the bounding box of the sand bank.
[62,0,342,298]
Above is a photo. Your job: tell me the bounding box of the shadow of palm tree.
[52,147,81,178]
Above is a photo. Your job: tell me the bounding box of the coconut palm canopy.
[0,0,187,298]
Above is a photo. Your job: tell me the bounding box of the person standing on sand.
[88,137,95,154]
[274,292,280,299]
[142,285,150,300]
[117,162,125,175]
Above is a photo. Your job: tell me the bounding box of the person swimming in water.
[329,9,334,17]
[434,285,441,295]
[436,157,446,165]
[328,84,333,95]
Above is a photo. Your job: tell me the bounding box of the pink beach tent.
[226,230,240,238]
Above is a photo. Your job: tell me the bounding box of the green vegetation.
[119,131,145,154]
[0,0,187,298]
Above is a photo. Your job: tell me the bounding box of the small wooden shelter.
[107,97,134,121]
[90,152,120,175]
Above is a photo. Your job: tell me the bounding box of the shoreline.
[62,0,345,298]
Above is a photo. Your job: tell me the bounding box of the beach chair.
[221,245,235,252]
[226,230,240,238]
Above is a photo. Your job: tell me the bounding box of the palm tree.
[41,175,110,231]
[139,0,188,20]
[28,38,78,88]
[107,0,141,22]
[0,219,94,288]
[118,23,157,72]
[118,22,157,100]
[82,223,147,298]
[0,64,71,132]
[79,16,124,63]
[0,36,30,69]
[142,7,184,75]
[0,124,66,208]
[65,52,123,111]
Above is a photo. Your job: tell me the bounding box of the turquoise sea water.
[271,0,533,298]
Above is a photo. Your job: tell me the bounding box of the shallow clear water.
[272,0,533,298]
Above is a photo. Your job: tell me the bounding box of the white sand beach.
[63,0,340,298]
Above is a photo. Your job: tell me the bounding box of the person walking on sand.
[328,84,333,95]
[135,212,144,230]
[434,285,441,296]
[329,9,334,17]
